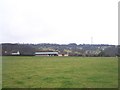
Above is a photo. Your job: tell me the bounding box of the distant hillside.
[1,43,118,57]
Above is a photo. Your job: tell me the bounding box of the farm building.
[35,51,58,56]
[11,51,20,55]
[58,54,68,56]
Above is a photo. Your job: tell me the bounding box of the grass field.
[2,56,118,88]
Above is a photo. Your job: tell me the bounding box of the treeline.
[1,43,119,57]
[2,43,35,56]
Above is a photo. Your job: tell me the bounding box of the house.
[11,51,20,55]
[35,51,58,56]
[58,54,68,56]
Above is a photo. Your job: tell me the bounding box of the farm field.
[2,56,118,88]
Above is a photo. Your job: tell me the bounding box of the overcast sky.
[0,0,119,45]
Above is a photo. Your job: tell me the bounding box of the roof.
[35,52,58,55]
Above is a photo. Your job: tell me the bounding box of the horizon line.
[0,42,118,45]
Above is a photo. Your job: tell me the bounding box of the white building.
[35,51,58,56]
[11,51,20,55]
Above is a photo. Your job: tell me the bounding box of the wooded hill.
[1,43,119,57]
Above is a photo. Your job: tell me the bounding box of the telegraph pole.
[91,36,93,45]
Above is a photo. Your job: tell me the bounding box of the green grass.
[2,56,118,88]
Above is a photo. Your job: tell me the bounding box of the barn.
[35,51,58,56]
[11,51,20,55]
